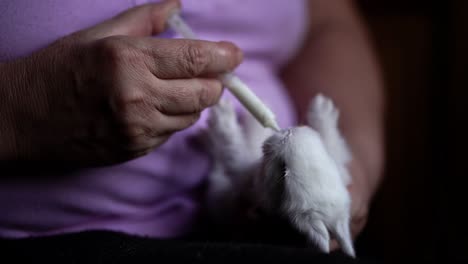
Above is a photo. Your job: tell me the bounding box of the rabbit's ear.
[290,214,330,254]
[291,213,330,253]
[330,218,355,258]
[308,220,331,253]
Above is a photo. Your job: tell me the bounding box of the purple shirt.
[0,0,307,238]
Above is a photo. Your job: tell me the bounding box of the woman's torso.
[0,0,308,238]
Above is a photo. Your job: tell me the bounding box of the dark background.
[355,0,467,262]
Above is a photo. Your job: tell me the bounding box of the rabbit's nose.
[277,128,293,144]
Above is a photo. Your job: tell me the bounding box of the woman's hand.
[0,0,242,166]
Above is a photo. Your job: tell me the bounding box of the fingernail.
[217,41,243,64]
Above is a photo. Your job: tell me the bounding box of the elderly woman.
[0,0,384,255]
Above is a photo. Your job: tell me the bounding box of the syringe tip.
[265,119,281,132]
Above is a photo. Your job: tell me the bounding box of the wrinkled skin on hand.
[0,0,243,166]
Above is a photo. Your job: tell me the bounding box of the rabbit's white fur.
[204,94,354,257]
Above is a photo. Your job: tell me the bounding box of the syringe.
[166,11,281,132]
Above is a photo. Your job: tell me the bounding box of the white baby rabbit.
[204,94,355,257]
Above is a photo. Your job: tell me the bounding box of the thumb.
[80,0,180,40]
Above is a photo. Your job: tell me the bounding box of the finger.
[157,112,201,133]
[124,113,199,152]
[80,0,180,40]
[143,39,243,78]
[155,78,223,115]
[127,134,171,154]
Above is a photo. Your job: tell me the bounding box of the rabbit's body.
[204,94,354,257]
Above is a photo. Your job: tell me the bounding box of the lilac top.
[0,0,308,238]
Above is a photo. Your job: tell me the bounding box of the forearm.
[280,1,385,202]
